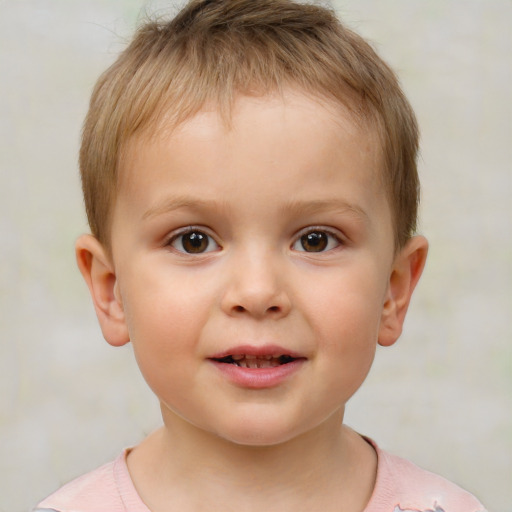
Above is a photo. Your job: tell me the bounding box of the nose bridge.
[221,242,290,318]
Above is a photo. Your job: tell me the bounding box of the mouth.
[211,354,297,369]
[209,346,306,387]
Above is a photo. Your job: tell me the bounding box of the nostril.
[232,304,280,314]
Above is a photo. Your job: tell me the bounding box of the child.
[35,1,487,511]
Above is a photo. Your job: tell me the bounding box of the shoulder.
[34,450,149,512]
[365,439,487,512]
[34,458,121,512]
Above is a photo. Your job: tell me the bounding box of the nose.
[220,249,291,320]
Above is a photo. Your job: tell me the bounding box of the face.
[108,91,397,446]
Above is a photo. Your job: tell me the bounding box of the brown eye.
[300,231,328,252]
[171,230,218,254]
[292,229,341,253]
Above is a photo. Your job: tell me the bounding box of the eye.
[292,229,341,253]
[169,230,219,254]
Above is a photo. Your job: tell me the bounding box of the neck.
[128,408,376,512]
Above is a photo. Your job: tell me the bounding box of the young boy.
[35,1,487,511]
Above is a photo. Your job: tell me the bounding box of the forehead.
[119,90,383,191]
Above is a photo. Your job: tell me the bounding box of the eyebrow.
[282,199,370,223]
[142,196,226,220]
[142,196,369,223]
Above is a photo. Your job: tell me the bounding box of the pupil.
[301,232,327,252]
[183,232,208,253]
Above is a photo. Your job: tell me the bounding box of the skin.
[76,90,427,512]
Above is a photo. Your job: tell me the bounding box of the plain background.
[1,1,510,511]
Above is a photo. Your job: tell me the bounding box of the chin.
[210,414,311,448]
[219,430,298,448]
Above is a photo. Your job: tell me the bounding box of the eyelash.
[166,227,343,255]
[291,228,343,253]
[167,227,220,254]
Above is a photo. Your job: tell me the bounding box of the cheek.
[119,265,222,397]
[123,287,204,407]
[121,263,215,339]
[300,267,386,384]
[302,266,387,338]
[315,300,379,403]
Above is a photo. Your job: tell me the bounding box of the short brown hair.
[80,0,419,249]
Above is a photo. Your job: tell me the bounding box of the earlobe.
[75,234,130,347]
[378,235,428,347]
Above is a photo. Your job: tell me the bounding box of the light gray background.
[1,1,510,511]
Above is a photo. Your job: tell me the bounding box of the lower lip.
[209,359,305,389]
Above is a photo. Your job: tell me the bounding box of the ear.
[378,235,428,347]
[75,234,130,347]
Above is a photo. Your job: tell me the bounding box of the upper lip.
[209,344,305,360]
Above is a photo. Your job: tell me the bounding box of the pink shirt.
[35,440,487,512]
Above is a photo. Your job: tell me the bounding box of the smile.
[212,354,296,369]
[209,346,306,388]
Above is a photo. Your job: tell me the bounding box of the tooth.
[231,354,244,361]
[245,355,256,360]
[265,355,272,360]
